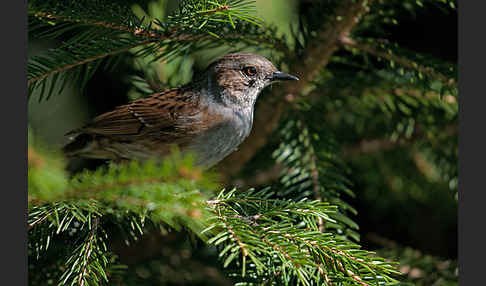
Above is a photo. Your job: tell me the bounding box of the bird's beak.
[272,71,299,81]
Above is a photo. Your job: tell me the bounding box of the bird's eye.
[243,66,257,77]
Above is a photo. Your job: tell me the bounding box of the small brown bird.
[63,53,298,168]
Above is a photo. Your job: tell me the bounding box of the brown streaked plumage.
[63,53,298,168]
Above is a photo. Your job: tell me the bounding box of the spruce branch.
[273,118,359,241]
[28,40,148,86]
[28,201,104,262]
[30,1,254,42]
[28,148,217,235]
[215,206,249,258]
[31,11,141,35]
[57,215,113,286]
[28,0,273,101]
[28,209,53,231]
[280,231,397,286]
[76,217,100,286]
[204,189,398,285]
[306,127,325,232]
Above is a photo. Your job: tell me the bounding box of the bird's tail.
[62,133,94,157]
[63,134,113,174]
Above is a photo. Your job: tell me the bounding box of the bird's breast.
[188,108,253,168]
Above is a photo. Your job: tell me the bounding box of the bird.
[63,52,299,169]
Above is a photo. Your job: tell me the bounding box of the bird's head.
[204,53,298,109]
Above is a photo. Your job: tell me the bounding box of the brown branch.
[32,11,156,36]
[29,9,223,87]
[218,0,372,180]
[309,152,325,232]
[248,227,301,273]
[261,235,297,266]
[298,119,326,232]
[340,36,457,88]
[318,265,334,286]
[335,260,371,286]
[28,212,52,230]
[30,4,293,95]
[29,10,289,91]
[78,218,98,286]
[206,198,266,207]
[215,206,248,257]
[32,6,229,39]
[197,5,230,16]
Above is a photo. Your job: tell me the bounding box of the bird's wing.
[70,87,200,138]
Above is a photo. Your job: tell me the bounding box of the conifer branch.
[205,190,397,285]
[28,210,52,230]
[32,11,149,36]
[216,207,248,257]
[31,7,236,41]
[65,168,202,200]
[59,216,110,286]
[78,219,98,286]
[281,228,398,285]
[259,232,299,268]
[197,4,230,16]
[28,0,270,101]
[320,266,334,286]
[308,142,325,232]
[28,42,148,86]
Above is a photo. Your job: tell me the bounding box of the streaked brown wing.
[74,87,200,138]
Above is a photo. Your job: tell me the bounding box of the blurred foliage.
[368,233,458,286]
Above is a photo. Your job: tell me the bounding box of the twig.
[78,216,99,286]
[32,5,232,39]
[216,206,248,257]
[318,264,334,286]
[197,5,230,16]
[309,152,325,232]
[335,259,371,286]
[29,7,247,88]
[32,11,159,38]
[28,41,150,85]
[28,211,52,230]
